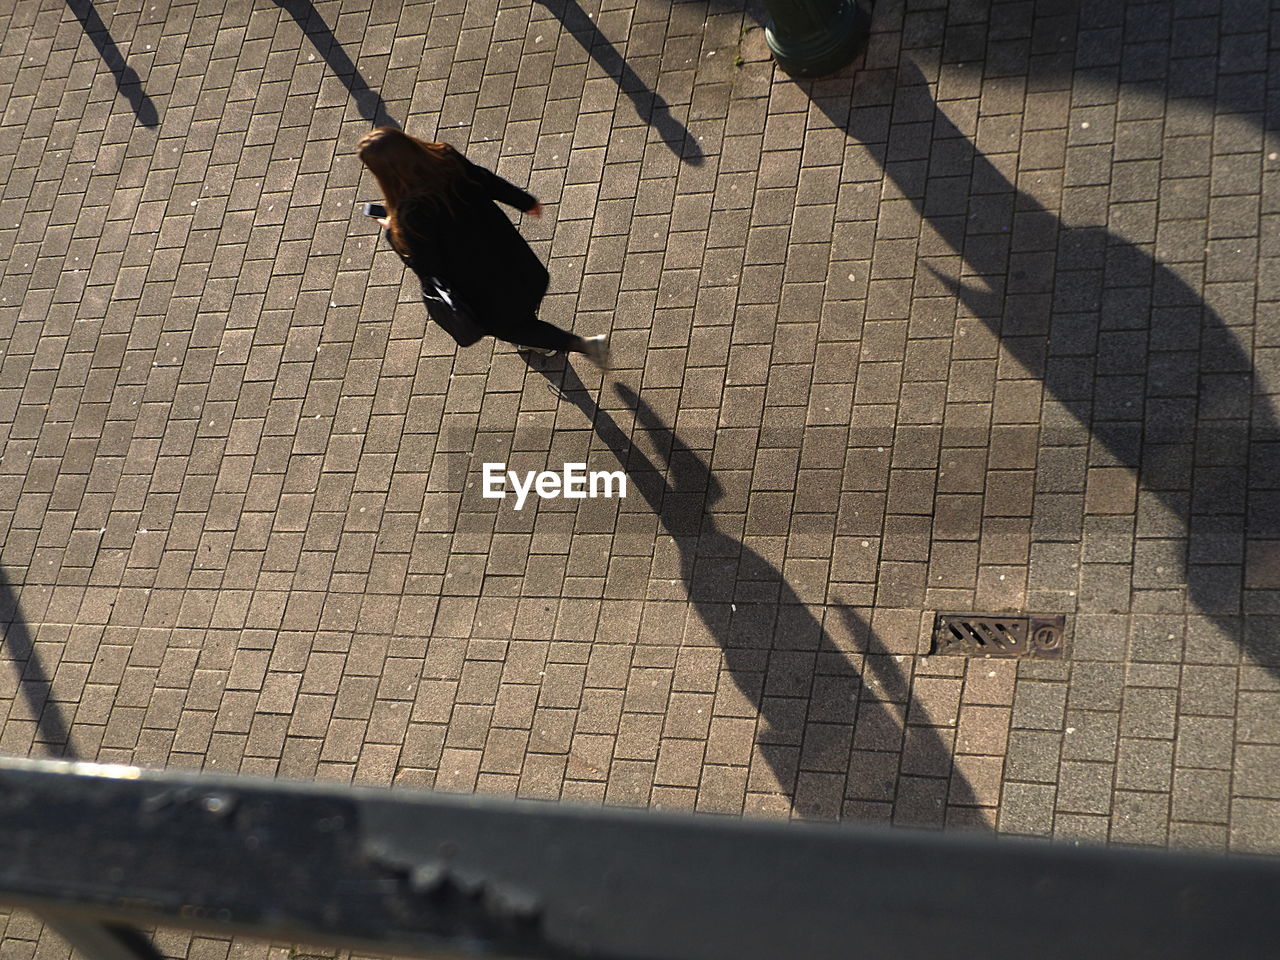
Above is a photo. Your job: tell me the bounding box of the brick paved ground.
[1,0,1279,953]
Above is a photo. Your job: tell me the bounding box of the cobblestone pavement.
[2,0,1280,952]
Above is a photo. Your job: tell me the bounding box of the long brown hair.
[356,127,469,256]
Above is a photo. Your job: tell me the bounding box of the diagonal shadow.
[0,573,164,960]
[533,0,704,165]
[273,0,399,128]
[65,0,159,127]
[810,58,1280,673]
[901,0,1276,136]
[526,360,984,824]
[0,567,72,756]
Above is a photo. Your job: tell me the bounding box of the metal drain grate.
[931,612,1067,659]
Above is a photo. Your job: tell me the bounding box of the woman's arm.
[459,154,540,214]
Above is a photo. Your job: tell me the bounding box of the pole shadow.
[273,0,399,128]
[533,0,705,165]
[0,567,72,756]
[525,359,984,824]
[0,574,163,960]
[809,58,1280,672]
[65,0,160,127]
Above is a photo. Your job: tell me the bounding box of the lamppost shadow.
[809,58,1280,673]
[525,359,984,823]
[892,0,1275,135]
[533,0,705,165]
[65,0,160,127]
[273,0,399,128]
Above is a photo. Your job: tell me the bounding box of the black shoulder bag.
[420,276,486,348]
[383,205,486,348]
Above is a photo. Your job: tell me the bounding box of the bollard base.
[764,0,870,79]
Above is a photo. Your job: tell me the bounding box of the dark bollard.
[762,0,869,78]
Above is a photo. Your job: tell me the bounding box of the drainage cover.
[931,612,1067,659]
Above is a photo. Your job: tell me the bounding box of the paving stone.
[1059,716,1121,768]
[1174,716,1236,771]
[1056,761,1115,816]
[1235,744,1280,800]
[955,704,1011,756]
[1166,821,1228,851]
[1054,813,1111,845]
[695,763,747,815]
[1110,790,1170,846]
[1011,679,1068,730]
[1115,738,1174,792]
[1119,687,1178,739]
[892,775,949,829]
[998,782,1057,836]
[1004,729,1063,784]
[1171,767,1231,825]
[1230,798,1280,854]
[1238,692,1280,744]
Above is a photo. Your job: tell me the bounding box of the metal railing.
[1,756,1278,960]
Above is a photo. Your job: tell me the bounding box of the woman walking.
[356,127,608,366]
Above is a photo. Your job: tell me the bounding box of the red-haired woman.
[356,127,608,366]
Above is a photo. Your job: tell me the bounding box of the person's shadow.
[273,0,399,128]
[532,0,704,165]
[525,360,982,822]
[811,58,1280,672]
[65,0,160,127]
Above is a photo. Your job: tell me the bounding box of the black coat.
[391,156,549,331]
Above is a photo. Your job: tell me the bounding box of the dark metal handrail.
[1,756,1278,960]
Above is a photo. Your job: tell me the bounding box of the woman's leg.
[488,315,583,352]
[487,315,611,367]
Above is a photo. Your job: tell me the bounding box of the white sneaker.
[518,344,558,356]
[580,334,610,369]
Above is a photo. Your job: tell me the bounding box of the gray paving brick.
[998,782,1057,836]
[1236,744,1280,800]
[1116,738,1174,792]
[1110,790,1170,846]
[1230,798,1280,854]
[1011,679,1068,730]
[1062,710,1121,763]
[1172,767,1231,824]
[695,763,747,814]
[1238,692,1280,744]
[1175,716,1236,770]
[1168,822,1229,851]
[1120,687,1178,739]
[1005,729,1063,784]
[1057,761,1115,816]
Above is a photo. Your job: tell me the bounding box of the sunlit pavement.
[1,4,1278,949]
